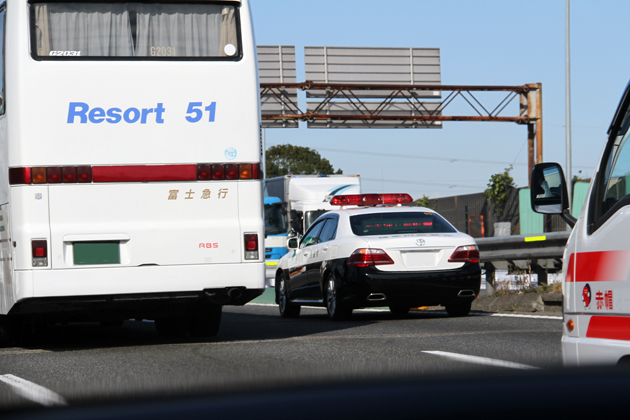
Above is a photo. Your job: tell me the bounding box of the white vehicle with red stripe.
[531,81,630,365]
[0,0,264,343]
[275,193,481,320]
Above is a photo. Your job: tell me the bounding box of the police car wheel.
[389,305,411,317]
[278,277,300,318]
[445,301,472,317]
[326,275,351,320]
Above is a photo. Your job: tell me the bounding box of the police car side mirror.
[530,162,576,228]
[287,237,299,250]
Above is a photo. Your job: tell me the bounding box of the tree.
[483,165,516,219]
[415,194,434,209]
[266,144,342,178]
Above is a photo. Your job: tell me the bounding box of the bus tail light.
[448,245,480,263]
[9,163,260,184]
[32,239,48,267]
[62,167,77,183]
[244,233,259,260]
[225,164,238,180]
[239,164,253,179]
[197,164,211,180]
[347,248,394,268]
[46,167,62,183]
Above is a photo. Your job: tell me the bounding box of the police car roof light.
[330,193,413,206]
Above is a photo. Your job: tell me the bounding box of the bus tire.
[190,304,222,338]
[155,316,189,338]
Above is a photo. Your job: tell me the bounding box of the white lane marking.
[422,351,540,370]
[0,374,67,406]
[487,313,562,320]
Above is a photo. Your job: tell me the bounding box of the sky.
[250,0,629,199]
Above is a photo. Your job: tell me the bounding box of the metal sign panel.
[258,45,298,128]
[304,46,441,98]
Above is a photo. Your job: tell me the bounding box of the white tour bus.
[531,80,630,365]
[0,0,264,343]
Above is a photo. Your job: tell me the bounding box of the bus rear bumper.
[11,262,265,307]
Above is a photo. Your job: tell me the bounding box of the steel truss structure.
[259,82,543,182]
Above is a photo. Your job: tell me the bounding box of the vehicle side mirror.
[530,162,576,228]
[287,237,299,250]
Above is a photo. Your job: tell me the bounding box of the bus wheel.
[190,304,222,338]
[0,316,13,348]
[155,316,189,338]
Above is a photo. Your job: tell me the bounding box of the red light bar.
[92,165,197,182]
[330,193,413,206]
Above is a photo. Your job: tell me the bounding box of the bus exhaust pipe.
[367,293,386,301]
[228,288,243,299]
[458,290,475,297]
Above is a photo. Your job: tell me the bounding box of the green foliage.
[415,194,434,209]
[483,165,516,218]
[266,144,342,178]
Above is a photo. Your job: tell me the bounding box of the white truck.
[263,175,361,285]
[530,80,630,366]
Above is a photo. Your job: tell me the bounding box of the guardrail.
[476,231,570,262]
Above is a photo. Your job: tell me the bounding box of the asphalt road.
[0,304,563,411]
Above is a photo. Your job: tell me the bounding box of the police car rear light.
[31,239,48,267]
[347,248,394,267]
[9,163,262,184]
[448,245,480,263]
[330,193,414,206]
[244,233,259,260]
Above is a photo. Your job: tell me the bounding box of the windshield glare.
[32,3,239,58]
[350,211,456,236]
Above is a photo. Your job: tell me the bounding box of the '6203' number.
[49,51,80,56]
[151,46,176,57]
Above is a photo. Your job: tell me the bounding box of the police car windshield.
[31,3,239,59]
[350,211,456,236]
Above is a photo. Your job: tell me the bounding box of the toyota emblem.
[415,239,425,246]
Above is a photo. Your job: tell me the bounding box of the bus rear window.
[350,212,457,236]
[31,2,239,59]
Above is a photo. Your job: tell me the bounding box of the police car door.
[572,87,630,351]
[289,219,326,300]
[304,215,339,300]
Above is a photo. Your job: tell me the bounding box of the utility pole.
[566,0,573,212]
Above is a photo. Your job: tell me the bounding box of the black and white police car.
[274,193,481,320]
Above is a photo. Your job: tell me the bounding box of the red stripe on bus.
[564,251,630,282]
[92,165,197,182]
[586,316,630,341]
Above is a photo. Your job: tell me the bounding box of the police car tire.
[278,277,301,318]
[326,275,352,321]
[445,301,472,317]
